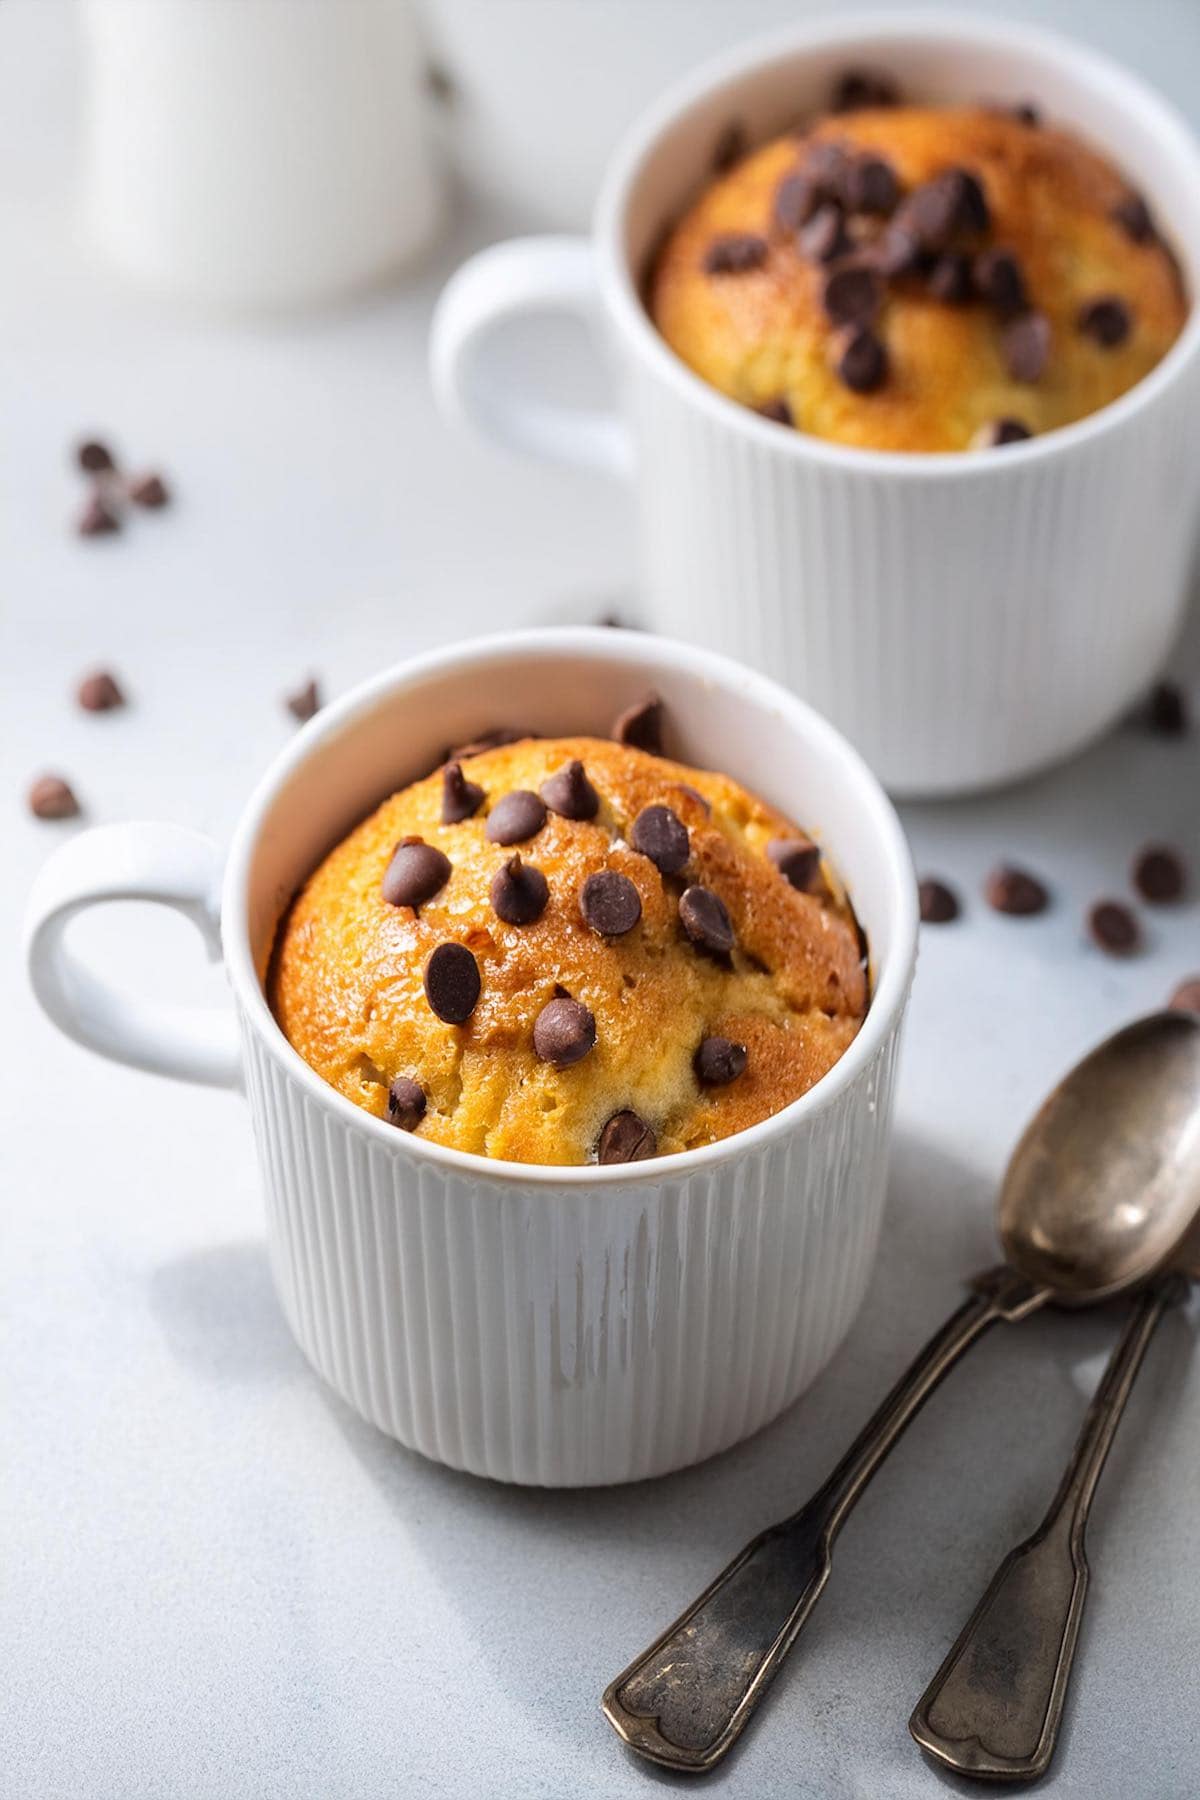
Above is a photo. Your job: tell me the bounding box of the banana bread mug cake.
[270,698,868,1167]
[649,73,1187,451]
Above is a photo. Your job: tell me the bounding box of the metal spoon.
[601,1012,1200,1774]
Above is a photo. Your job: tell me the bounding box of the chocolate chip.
[533,995,596,1066]
[1168,976,1200,1013]
[867,222,923,277]
[1133,844,1186,904]
[77,439,115,473]
[833,326,889,394]
[973,247,1027,314]
[540,759,599,821]
[1077,295,1132,348]
[676,783,711,817]
[580,869,641,936]
[798,202,850,263]
[1006,101,1041,126]
[1088,898,1141,956]
[490,853,548,925]
[630,804,690,875]
[774,170,819,233]
[927,250,973,304]
[703,233,768,275]
[76,669,124,712]
[679,884,735,956]
[985,863,1049,916]
[387,1076,426,1131]
[768,836,820,891]
[842,154,899,217]
[1112,192,1155,244]
[28,774,80,820]
[757,396,794,426]
[597,1110,656,1163]
[918,877,960,923]
[806,140,853,193]
[712,119,747,174]
[972,417,1033,448]
[446,726,526,761]
[486,789,547,845]
[424,942,481,1024]
[694,1035,748,1085]
[901,173,967,249]
[77,493,120,537]
[382,837,452,909]
[955,170,991,234]
[1001,311,1051,383]
[285,678,320,723]
[1145,681,1189,737]
[832,69,899,112]
[128,472,170,509]
[442,760,484,823]
[612,692,664,754]
[822,264,882,327]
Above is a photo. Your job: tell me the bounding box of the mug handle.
[430,235,636,479]
[25,821,241,1089]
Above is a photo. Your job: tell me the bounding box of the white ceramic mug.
[431,15,1200,797]
[25,630,916,1486]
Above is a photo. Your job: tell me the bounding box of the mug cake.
[270,699,868,1167]
[649,73,1187,451]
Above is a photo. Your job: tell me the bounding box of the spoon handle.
[602,1265,1045,1773]
[909,1273,1186,1783]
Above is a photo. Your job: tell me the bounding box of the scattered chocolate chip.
[533,995,596,1066]
[844,154,900,217]
[768,836,821,891]
[540,758,599,821]
[382,837,452,909]
[76,669,125,712]
[424,942,481,1024]
[1001,311,1051,383]
[798,202,850,263]
[630,804,690,876]
[28,774,80,820]
[694,1035,748,1085]
[1077,295,1132,348]
[712,119,748,174]
[77,439,115,474]
[442,760,484,824]
[285,678,320,723]
[833,326,889,394]
[77,493,120,537]
[676,783,711,817]
[1112,192,1155,244]
[1008,101,1041,126]
[985,863,1049,916]
[490,853,549,926]
[446,726,526,761]
[1087,898,1141,956]
[1145,681,1189,737]
[128,472,170,509]
[757,396,794,425]
[832,69,899,112]
[1168,976,1200,1013]
[597,1110,656,1163]
[612,692,664,755]
[703,233,768,276]
[918,877,960,923]
[954,170,991,234]
[806,140,853,192]
[386,1076,426,1131]
[580,869,642,937]
[486,789,547,845]
[972,417,1033,448]
[927,250,974,304]
[425,60,455,104]
[679,884,735,956]
[774,169,819,234]
[973,246,1027,314]
[901,172,969,249]
[822,264,882,327]
[867,222,923,277]
[1133,844,1186,904]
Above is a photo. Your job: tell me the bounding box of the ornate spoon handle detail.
[909,1273,1186,1783]
[602,1266,1045,1773]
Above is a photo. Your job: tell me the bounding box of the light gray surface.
[4,6,1199,1797]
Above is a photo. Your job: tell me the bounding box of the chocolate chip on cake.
[77,439,116,474]
[918,877,961,923]
[774,170,819,233]
[1077,295,1132,348]
[711,119,748,174]
[486,789,547,845]
[972,417,1033,448]
[382,837,452,909]
[973,247,1028,314]
[1001,311,1051,383]
[630,804,690,875]
[768,836,821,891]
[798,202,850,263]
[580,869,641,937]
[1168,976,1200,1013]
[842,154,900,217]
[612,692,665,754]
[822,264,883,327]
[76,669,125,712]
[128,472,170,509]
[446,726,526,762]
[386,1076,426,1131]
[679,884,735,956]
[1112,192,1156,244]
[1132,844,1186,904]
[77,493,120,537]
[442,760,485,824]
[833,326,889,394]
[533,995,596,1066]
[832,69,900,112]
[285,678,321,723]
[597,1110,657,1163]
[900,171,972,249]
[490,854,549,926]
[540,758,599,821]
[1087,898,1141,956]
[757,396,794,425]
[694,1035,748,1085]
[28,773,80,820]
[1145,680,1189,736]
[985,863,1049,916]
[867,222,923,278]
[703,233,768,275]
[424,942,481,1024]
[927,250,974,304]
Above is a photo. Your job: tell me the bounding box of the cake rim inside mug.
[223,627,918,1186]
[593,9,1200,476]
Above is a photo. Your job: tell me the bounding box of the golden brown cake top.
[269,723,868,1167]
[649,90,1187,452]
